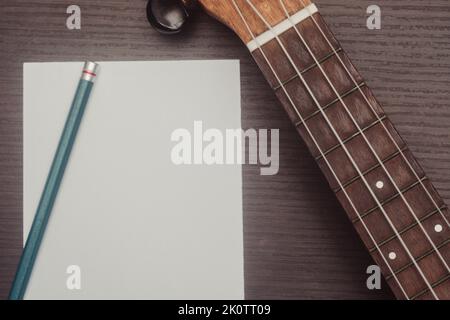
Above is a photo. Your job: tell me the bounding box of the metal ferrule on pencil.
[81,61,99,82]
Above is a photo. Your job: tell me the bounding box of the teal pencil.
[9,61,99,300]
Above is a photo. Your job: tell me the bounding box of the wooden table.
[0,0,449,299]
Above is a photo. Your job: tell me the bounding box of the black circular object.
[146,0,189,34]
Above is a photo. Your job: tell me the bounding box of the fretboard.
[248,5,450,300]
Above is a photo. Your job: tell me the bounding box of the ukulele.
[149,0,450,299]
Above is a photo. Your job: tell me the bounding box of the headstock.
[147,0,313,42]
[198,0,312,43]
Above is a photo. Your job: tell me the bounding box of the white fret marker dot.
[388,252,397,260]
[375,181,384,189]
[434,224,443,233]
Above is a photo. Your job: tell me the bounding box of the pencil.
[9,61,99,300]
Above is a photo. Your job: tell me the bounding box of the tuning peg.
[146,0,195,34]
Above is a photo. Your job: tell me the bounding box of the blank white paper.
[23,60,243,299]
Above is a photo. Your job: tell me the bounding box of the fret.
[336,146,408,193]
[291,8,339,60]
[371,232,447,277]
[384,242,449,299]
[352,179,447,248]
[294,81,365,126]
[297,87,386,159]
[252,37,297,88]
[252,10,340,90]
[385,240,449,280]
[274,48,343,91]
[274,51,363,123]
[368,206,448,252]
[367,206,450,253]
[413,276,450,300]
[362,177,428,219]
[371,234,449,277]
[316,115,387,161]
[334,148,425,216]
[338,172,427,223]
[317,119,407,189]
[352,179,446,224]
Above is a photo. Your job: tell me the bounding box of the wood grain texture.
[0,0,449,299]
[199,0,311,43]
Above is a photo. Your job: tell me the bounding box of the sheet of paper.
[23,60,243,299]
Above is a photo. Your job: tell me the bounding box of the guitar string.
[243,0,439,299]
[278,0,450,277]
[241,0,440,298]
[230,0,410,300]
[286,0,450,280]
[294,0,449,229]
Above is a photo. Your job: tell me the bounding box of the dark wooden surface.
[0,0,449,299]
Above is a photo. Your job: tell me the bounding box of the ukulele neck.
[244,3,450,300]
